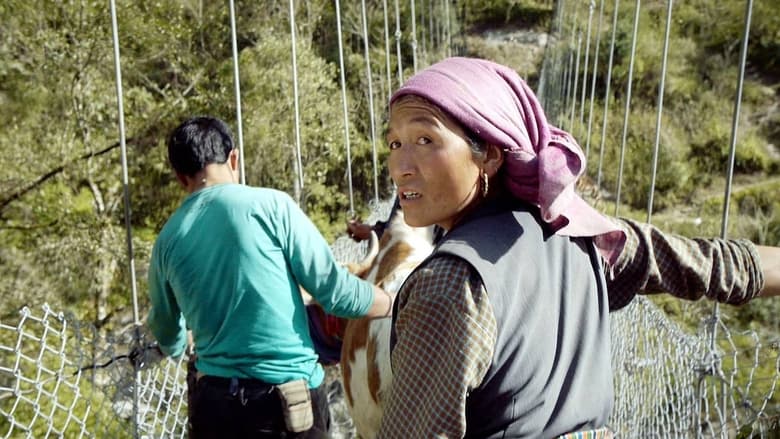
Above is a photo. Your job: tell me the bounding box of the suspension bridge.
[1,0,778,437]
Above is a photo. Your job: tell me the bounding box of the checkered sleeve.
[607,218,764,311]
[377,255,496,438]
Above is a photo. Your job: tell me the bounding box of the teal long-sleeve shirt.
[147,184,374,388]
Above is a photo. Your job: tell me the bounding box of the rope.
[228,0,246,185]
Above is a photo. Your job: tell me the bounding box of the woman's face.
[386,97,482,230]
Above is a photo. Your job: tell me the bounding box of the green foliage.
[461,0,554,30]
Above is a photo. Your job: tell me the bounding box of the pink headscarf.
[390,57,625,265]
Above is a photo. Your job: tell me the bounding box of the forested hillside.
[1,0,778,334]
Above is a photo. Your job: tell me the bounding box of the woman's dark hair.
[168,116,234,176]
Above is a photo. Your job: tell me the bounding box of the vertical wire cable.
[108,2,139,437]
[646,0,674,223]
[334,0,355,216]
[585,0,605,161]
[228,0,246,185]
[444,0,451,57]
[554,1,569,121]
[383,0,393,94]
[568,2,581,127]
[720,0,753,241]
[704,1,754,421]
[410,0,419,73]
[436,0,443,55]
[596,0,620,191]
[428,0,435,62]
[394,0,404,85]
[569,32,582,129]
[579,1,595,125]
[419,0,427,65]
[361,0,380,204]
[288,0,304,204]
[561,50,572,127]
[614,0,641,217]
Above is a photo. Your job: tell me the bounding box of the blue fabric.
[148,184,374,387]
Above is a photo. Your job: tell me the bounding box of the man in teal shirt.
[147,116,393,438]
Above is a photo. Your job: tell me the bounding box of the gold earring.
[481,171,489,198]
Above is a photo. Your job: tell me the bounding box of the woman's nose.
[389,145,416,180]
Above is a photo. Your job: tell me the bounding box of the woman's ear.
[483,144,504,177]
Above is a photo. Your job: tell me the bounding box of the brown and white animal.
[340,209,435,438]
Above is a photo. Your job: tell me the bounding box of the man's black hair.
[168,116,234,177]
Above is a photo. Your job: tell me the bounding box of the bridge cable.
[108,1,141,436]
[361,0,381,204]
[288,0,305,204]
[394,0,404,85]
[584,0,605,161]
[334,0,355,217]
[579,1,596,126]
[596,0,620,191]
[410,0,419,73]
[646,0,675,223]
[228,0,246,185]
[614,0,641,217]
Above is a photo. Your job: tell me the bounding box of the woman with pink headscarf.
[376,57,778,438]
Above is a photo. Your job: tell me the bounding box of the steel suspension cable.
[444,0,451,57]
[288,0,304,204]
[428,0,434,62]
[334,0,355,217]
[566,1,581,129]
[646,0,674,223]
[720,0,753,242]
[596,0,620,191]
[579,1,596,125]
[228,0,246,185]
[569,32,581,129]
[585,0,605,161]
[419,0,427,65]
[361,0,380,204]
[108,1,140,437]
[410,0,419,73]
[562,50,573,127]
[614,0,641,217]
[394,0,404,85]
[383,0,393,95]
[700,5,755,427]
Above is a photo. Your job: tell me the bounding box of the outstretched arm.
[606,218,767,311]
[757,245,780,297]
